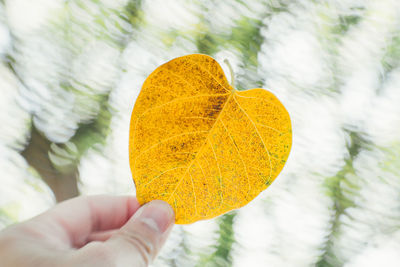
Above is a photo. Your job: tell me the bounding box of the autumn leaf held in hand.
[129,54,292,224]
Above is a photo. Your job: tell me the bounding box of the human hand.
[0,195,174,267]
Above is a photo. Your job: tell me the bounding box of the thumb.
[105,200,175,267]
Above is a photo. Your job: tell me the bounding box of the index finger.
[33,195,140,248]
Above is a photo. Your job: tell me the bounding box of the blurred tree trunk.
[21,125,79,202]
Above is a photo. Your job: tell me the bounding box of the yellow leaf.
[129,54,292,224]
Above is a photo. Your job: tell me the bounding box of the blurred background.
[1,0,400,266]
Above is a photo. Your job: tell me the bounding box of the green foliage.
[317,131,367,267]
[382,34,400,74]
[198,212,236,267]
[332,14,363,35]
[121,0,144,30]
[230,17,264,90]
[70,93,112,157]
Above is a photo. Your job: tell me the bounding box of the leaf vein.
[187,58,232,94]
[220,119,251,197]
[233,95,273,181]
[138,93,230,117]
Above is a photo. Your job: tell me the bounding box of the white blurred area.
[1,0,400,266]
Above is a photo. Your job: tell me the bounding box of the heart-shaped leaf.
[129,54,292,224]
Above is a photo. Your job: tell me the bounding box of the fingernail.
[138,200,174,233]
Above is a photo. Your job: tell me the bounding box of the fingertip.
[102,200,175,265]
[138,200,175,233]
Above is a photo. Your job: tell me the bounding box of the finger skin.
[87,229,118,243]
[70,200,175,267]
[32,195,140,248]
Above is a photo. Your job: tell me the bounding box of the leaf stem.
[223,59,235,88]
